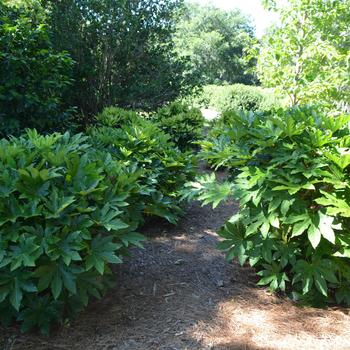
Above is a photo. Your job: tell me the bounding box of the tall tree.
[174,2,257,85]
[258,0,350,108]
[45,0,193,115]
[0,0,74,136]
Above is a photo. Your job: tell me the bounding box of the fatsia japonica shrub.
[0,130,145,334]
[152,102,205,150]
[88,116,196,224]
[191,107,350,305]
[199,110,268,170]
[95,107,140,128]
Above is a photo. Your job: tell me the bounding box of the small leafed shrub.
[0,130,145,333]
[190,84,282,113]
[152,102,205,149]
[191,107,350,305]
[89,116,196,224]
[0,2,74,137]
[224,84,277,112]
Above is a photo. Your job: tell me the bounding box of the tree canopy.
[258,0,350,109]
[174,3,257,85]
[44,0,194,116]
[0,1,74,136]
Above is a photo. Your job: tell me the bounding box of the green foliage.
[45,0,196,115]
[0,129,146,333]
[89,115,196,224]
[95,107,140,128]
[152,102,205,149]
[257,0,350,109]
[193,107,350,305]
[182,173,233,209]
[200,109,277,170]
[174,3,256,85]
[189,85,283,113]
[0,2,74,137]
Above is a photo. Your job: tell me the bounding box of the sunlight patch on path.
[189,296,350,350]
[201,108,220,121]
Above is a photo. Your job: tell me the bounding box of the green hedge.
[95,106,140,128]
[189,84,283,112]
[89,110,196,223]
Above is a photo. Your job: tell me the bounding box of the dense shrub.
[89,115,196,224]
[224,84,278,112]
[190,84,282,112]
[200,110,267,170]
[0,130,146,333]
[152,102,205,149]
[95,106,140,128]
[0,2,74,137]
[190,107,350,305]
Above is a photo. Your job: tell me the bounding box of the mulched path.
[2,199,350,350]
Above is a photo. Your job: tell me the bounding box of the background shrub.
[0,2,74,137]
[95,106,140,128]
[0,130,145,333]
[189,84,283,112]
[89,114,196,224]
[152,102,205,150]
[190,107,350,306]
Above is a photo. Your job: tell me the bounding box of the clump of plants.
[0,130,145,334]
[199,110,269,170]
[95,106,140,128]
[224,84,279,112]
[189,107,350,305]
[89,114,196,224]
[189,84,282,113]
[152,102,205,150]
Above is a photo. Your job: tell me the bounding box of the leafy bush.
[95,107,140,128]
[192,107,350,305]
[200,110,267,170]
[0,2,74,137]
[89,116,196,224]
[0,130,145,333]
[190,84,282,112]
[152,102,205,149]
[224,84,278,112]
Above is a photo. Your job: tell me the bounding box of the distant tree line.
[174,3,257,85]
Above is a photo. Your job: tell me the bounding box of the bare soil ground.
[2,200,350,350]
